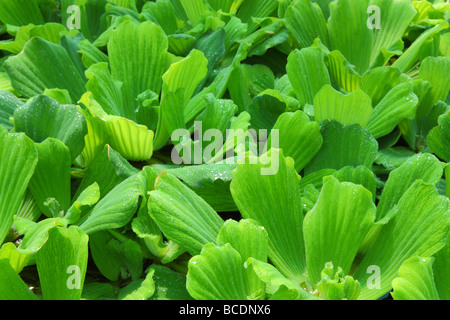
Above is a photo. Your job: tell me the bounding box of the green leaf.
[245,93,286,131]
[4,37,87,103]
[141,0,179,36]
[166,33,197,57]
[222,16,248,51]
[159,163,238,212]
[118,269,155,300]
[13,214,41,236]
[236,0,278,31]
[325,50,362,93]
[427,110,450,162]
[301,184,320,214]
[368,0,417,67]
[440,32,450,57]
[155,49,208,149]
[183,43,247,121]
[305,121,378,175]
[179,0,213,25]
[78,169,150,234]
[63,36,89,71]
[44,88,73,105]
[332,165,378,201]
[64,182,101,225]
[81,282,116,300]
[417,100,449,139]
[28,138,71,218]
[150,264,193,300]
[0,0,44,26]
[78,39,109,69]
[313,85,373,127]
[316,262,361,300]
[230,149,306,283]
[247,24,290,58]
[88,231,123,282]
[36,226,89,300]
[74,144,137,202]
[416,56,450,119]
[0,24,33,54]
[194,95,238,142]
[0,90,23,130]
[287,47,330,106]
[228,63,274,113]
[207,0,237,13]
[84,62,124,118]
[17,217,67,255]
[245,258,319,300]
[374,147,416,171]
[433,230,450,300]
[61,0,108,42]
[193,28,225,87]
[284,0,329,48]
[354,181,450,300]
[376,127,402,150]
[0,242,30,274]
[13,95,87,162]
[360,66,411,107]
[376,153,444,221]
[0,127,38,244]
[79,92,155,162]
[187,243,247,300]
[303,176,376,286]
[0,259,37,300]
[267,110,323,172]
[274,75,297,104]
[100,234,144,280]
[77,101,110,167]
[328,0,372,74]
[217,219,268,300]
[148,170,224,255]
[108,0,137,11]
[204,111,252,164]
[0,72,14,93]
[366,82,419,139]
[447,164,450,198]
[34,23,71,45]
[312,0,333,18]
[391,256,440,300]
[392,21,449,73]
[132,210,185,264]
[299,169,337,191]
[100,112,155,162]
[108,20,169,115]
[93,229,144,282]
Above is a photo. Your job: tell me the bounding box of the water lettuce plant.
[0,0,449,301]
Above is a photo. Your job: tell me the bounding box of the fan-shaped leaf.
[304,176,376,285]
[391,256,440,300]
[187,243,247,300]
[148,170,224,255]
[305,121,378,175]
[0,127,38,244]
[13,95,87,162]
[231,149,306,283]
[313,85,373,127]
[354,181,450,300]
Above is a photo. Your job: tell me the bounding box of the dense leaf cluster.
[0,0,449,301]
